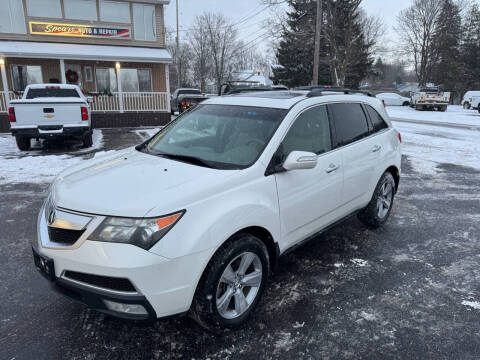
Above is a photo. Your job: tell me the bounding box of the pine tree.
[431,0,462,95]
[460,3,480,93]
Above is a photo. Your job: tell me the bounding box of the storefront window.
[64,0,98,21]
[11,65,43,91]
[133,4,156,41]
[26,0,62,18]
[95,68,152,93]
[0,0,26,34]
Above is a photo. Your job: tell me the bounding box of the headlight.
[89,211,185,250]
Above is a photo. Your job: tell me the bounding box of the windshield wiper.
[154,152,217,169]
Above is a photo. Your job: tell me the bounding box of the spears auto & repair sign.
[29,22,131,39]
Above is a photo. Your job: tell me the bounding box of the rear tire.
[15,136,31,151]
[439,106,447,112]
[402,101,410,106]
[190,234,269,331]
[82,131,93,148]
[358,172,396,228]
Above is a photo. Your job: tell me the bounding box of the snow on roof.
[0,41,172,63]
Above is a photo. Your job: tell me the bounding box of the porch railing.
[0,91,170,113]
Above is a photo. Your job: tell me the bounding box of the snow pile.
[387,105,480,127]
[462,300,480,310]
[0,130,104,185]
[393,122,480,174]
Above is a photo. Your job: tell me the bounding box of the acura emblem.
[48,208,56,225]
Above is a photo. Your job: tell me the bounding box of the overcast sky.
[164,0,411,56]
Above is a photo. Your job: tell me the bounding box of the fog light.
[103,299,148,315]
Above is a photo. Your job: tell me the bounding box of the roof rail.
[306,88,374,98]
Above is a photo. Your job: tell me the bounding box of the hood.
[53,148,238,217]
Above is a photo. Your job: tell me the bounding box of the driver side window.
[281,105,332,158]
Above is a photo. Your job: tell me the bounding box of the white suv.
[32,90,402,330]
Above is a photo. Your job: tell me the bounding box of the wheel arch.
[385,165,400,193]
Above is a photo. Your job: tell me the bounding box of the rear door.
[328,103,379,208]
[274,105,343,248]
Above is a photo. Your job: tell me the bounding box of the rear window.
[26,88,80,99]
[178,90,201,96]
[329,103,370,146]
[365,105,388,132]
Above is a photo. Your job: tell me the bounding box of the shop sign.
[29,22,131,39]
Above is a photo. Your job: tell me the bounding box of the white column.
[59,59,66,84]
[0,59,10,106]
[116,62,124,113]
[165,64,171,113]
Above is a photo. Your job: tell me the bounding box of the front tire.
[358,172,396,228]
[190,234,269,331]
[464,102,471,110]
[15,136,31,151]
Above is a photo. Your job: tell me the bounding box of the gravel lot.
[1,126,480,359]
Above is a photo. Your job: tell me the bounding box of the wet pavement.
[1,128,480,359]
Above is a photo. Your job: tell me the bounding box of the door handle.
[372,145,382,153]
[326,163,340,173]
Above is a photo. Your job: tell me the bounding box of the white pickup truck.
[410,87,450,112]
[9,84,92,151]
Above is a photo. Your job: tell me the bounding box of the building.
[0,0,172,132]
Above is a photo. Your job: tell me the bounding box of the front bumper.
[34,205,213,320]
[11,125,90,138]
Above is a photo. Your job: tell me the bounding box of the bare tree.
[395,0,443,86]
[167,32,194,89]
[189,15,212,92]
[203,13,238,89]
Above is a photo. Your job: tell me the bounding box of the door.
[328,103,380,208]
[274,105,343,248]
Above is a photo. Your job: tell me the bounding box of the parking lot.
[1,118,480,359]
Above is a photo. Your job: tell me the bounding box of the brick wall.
[0,112,171,133]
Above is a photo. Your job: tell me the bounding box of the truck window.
[178,90,201,96]
[26,88,80,99]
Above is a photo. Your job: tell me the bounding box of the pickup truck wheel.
[439,106,447,112]
[358,172,396,229]
[190,234,269,332]
[15,136,31,151]
[463,102,471,110]
[82,132,93,148]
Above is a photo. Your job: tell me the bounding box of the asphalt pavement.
[1,127,479,359]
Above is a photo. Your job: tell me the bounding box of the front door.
[274,105,344,249]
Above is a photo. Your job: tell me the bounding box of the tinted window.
[365,105,388,132]
[178,90,202,96]
[329,103,370,146]
[282,105,332,156]
[26,88,80,99]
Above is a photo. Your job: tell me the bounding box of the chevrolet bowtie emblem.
[45,114,54,119]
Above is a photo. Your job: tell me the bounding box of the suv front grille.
[64,271,137,293]
[47,227,85,245]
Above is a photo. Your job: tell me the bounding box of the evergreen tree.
[460,3,480,93]
[431,0,462,95]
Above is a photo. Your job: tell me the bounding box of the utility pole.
[176,0,180,88]
[312,0,322,86]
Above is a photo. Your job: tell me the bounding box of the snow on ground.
[392,121,480,175]
[462,300,480,310]
[0,130,104,185]
[387,105,480,128]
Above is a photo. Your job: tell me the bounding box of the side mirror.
[86,97,94,104]
[283,151,318,171]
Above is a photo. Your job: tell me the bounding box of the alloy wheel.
[216,252,263,319]
[377,182,393,219]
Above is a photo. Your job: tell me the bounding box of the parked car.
[219,81,273,95]
[170,88,209,115]
[411,87,450,111]
[461,91,480,110]
[376,93,410,106]
[32,89,401,330]
[9,84,92,150]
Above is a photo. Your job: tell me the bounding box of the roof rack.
[306,88,374,98]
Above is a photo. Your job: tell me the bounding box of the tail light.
[81,106,89,121]
[382,100,386,108]
[8,107,16,122]
[398,132,402,143]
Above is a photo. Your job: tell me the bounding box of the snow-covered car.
[461,91,480,109]
[32,90,402,330]
[376,93,410,106]
[9,84,92,150]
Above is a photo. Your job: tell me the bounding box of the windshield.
[178,90,201,96]
[145,104,287,169]
[26,88,80,99]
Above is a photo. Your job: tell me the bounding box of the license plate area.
[32,247,55,281]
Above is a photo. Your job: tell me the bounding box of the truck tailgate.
[12,101,86,127]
